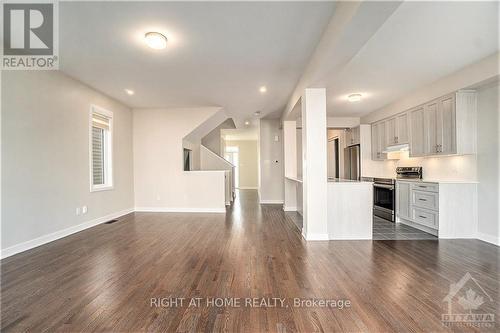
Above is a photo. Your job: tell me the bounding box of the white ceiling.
[326,1,499,117]
[59,2,335,120]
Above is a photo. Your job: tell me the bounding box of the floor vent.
[104,219,119,224]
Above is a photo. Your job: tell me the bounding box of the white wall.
[476,81,500,244]
[327,117,360,128]
[2,71,135,254]
[133,108,226,212]
[259,119,284,203]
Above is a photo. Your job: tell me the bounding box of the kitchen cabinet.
[386,117,397,146]
[420,91,476,156]
[396,181,411,220]
[409,106,426,157]
[345,126,360,146]
[396,113,409,144]
[371,122,386,160]
[386,112,409,146]
[396,180,478,238]
[396,180,439,234]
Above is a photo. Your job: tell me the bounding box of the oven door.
[373,183,395,222]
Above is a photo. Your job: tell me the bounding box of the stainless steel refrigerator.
[344,144,360,180]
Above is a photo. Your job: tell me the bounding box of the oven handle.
[373,184,394,190]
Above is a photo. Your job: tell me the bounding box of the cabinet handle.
[418,198,427,201]
[418,185,427,188]
[418,215,427,219]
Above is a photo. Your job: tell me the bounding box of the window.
[90,105,113,191]
[183,148,192,171]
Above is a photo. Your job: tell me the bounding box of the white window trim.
[89,105,114,192]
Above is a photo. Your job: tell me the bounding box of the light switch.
[274,135,279,142]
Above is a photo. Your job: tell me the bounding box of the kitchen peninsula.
[327,178,373,239]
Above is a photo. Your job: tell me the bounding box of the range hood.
[382,143,409,153]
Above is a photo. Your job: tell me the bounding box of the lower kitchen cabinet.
[396,181,411,220]
[396,180,478,238]
[397,181,438,235]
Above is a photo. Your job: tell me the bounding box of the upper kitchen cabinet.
[409,105,426,157]
[422,91,477,156]
[371,121,387,160]
[345,126,360,146]
[386,112,409,146]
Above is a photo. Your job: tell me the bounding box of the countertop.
[396,178,478,184]
[328,178,373,183]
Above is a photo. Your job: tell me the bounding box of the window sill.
[91,185,114,192]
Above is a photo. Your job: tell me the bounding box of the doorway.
[224,146,239,188]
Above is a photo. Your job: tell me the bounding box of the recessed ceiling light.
[245,121,250,125]
[347,93,362,102]
[254,111,261,116]
[259,86,267,93]
[145,32,167,50]
[125,89,135,95]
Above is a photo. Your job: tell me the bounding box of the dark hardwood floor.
[1,190,499,332]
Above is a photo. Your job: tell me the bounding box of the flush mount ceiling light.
[145,32,167,49]
[125,89,135,95]
[347,93,362,102]
[259,86,267,93]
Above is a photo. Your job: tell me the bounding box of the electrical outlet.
[82,206,88,214]
[76,207,80,215]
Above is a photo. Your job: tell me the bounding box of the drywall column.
[301,89,328,240]
[283,120,297,210]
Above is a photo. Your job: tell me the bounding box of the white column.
[283,120,297,211]
[301,88,328,240]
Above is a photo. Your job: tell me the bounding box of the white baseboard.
[135,207,226,213]
[260,200,284,204]
[237,187,258,190]
[283,206,297,211]
[303,232,329,241]
[0,208,134,259]
[476,231,500,246]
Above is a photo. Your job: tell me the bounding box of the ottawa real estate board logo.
[1,1,58,69]
[442,272,495,328]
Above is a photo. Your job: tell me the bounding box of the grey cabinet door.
[425,100,439,155]
[371,123,379,160]
[396,112,409,144]
[378,121,387,159]
[352,126,360,145]
[409,106,425,157]
[386,117,396,146]
[397,182,411,220]
[438,94,456,154]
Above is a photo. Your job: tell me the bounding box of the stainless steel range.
[373,178,396,222]
[396,166,423,180]
[372,167,423,222]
